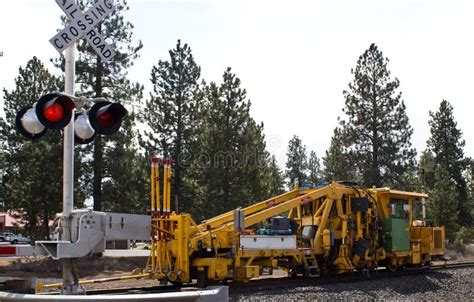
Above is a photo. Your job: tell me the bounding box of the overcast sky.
[0,0,472,166]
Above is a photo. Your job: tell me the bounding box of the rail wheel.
[170,280,183,288]
[197,268,208,288]
[288,268,298,277]
[388,263,398,272]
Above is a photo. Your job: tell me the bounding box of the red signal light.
[44,103,65,122]
[89,101,127,135]
[96,111,114,129]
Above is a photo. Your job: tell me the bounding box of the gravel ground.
[231,268,474,301]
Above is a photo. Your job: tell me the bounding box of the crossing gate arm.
[0,245,47,257]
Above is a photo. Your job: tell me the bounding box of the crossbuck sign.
[50,0,116,61]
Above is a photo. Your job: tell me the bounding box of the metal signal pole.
[62,41,83,295]
[48,0,117,294]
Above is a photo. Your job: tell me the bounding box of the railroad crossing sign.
[50,0,116,61]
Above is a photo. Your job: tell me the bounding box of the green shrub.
[453,226,473,253]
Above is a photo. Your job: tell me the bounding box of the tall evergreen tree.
[141,40,201,212]
[285,135,307,188]
[427,100,471,227]
[267,155,285,196]
[191,68,271,219]
[0,149,5,210]
[0,57,85,239]
[469,159,474,221]
[418,150,436,191]
[323,127,357,182]
[428,167,459,241]
[307,151,322,187]
[53,0,144,212]
[340,43,416,188]
[240,118,273,203]
[102,107,149,213]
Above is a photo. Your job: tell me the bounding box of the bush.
[455,226,473,245]
[453,226,474,253]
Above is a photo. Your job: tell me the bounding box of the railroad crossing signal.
[50,0,116,62]
[26,0,126,143]
[15,93,75,139]
[15,93,127,143]
[42,0,122,294]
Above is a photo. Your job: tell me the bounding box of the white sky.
[0,0,472,167]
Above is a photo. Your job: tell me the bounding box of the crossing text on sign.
[50,0,116,62]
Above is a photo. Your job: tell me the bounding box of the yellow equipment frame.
[146,161,445,285]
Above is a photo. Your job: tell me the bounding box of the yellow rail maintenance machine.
[145,157,445,287]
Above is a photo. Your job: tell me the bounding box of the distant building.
[0,211,25,233]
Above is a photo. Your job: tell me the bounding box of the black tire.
[0,237,4,242]
[12,240,18,245]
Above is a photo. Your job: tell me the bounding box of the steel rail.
[23,261,473,296]
[229,261,474,295]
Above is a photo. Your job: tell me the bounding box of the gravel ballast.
[232,268,474,301]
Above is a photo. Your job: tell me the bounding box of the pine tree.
[340,43,416,188]
[53,0,144,212]
[0,57,85,239]
[102,108,149,214]
[285,135,307,188]
[323,127,357,182]
[469,159,474,226]
[267,155,285,196]
[307,151,322,187]
[0,149,4,210]
[191,68,271,219]
[428,167,459,241]
[418,150,436,191]
[240,118,273,203]
[427,100,471,227]
[141,40,201,212]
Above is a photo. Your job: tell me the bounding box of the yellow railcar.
[147,160,445,286]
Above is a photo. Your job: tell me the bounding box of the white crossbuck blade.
[49,0,116,62]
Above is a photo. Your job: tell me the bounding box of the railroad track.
[431,261,474,270]
[38,261,474,296]
[229,261,474,295]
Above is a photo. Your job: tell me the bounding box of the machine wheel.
[363,267,371,278]
[288,268,298,277]
[388,264,398,272]
[170,281,183,288]
[196,268,208,288]
[12,240,18,245]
